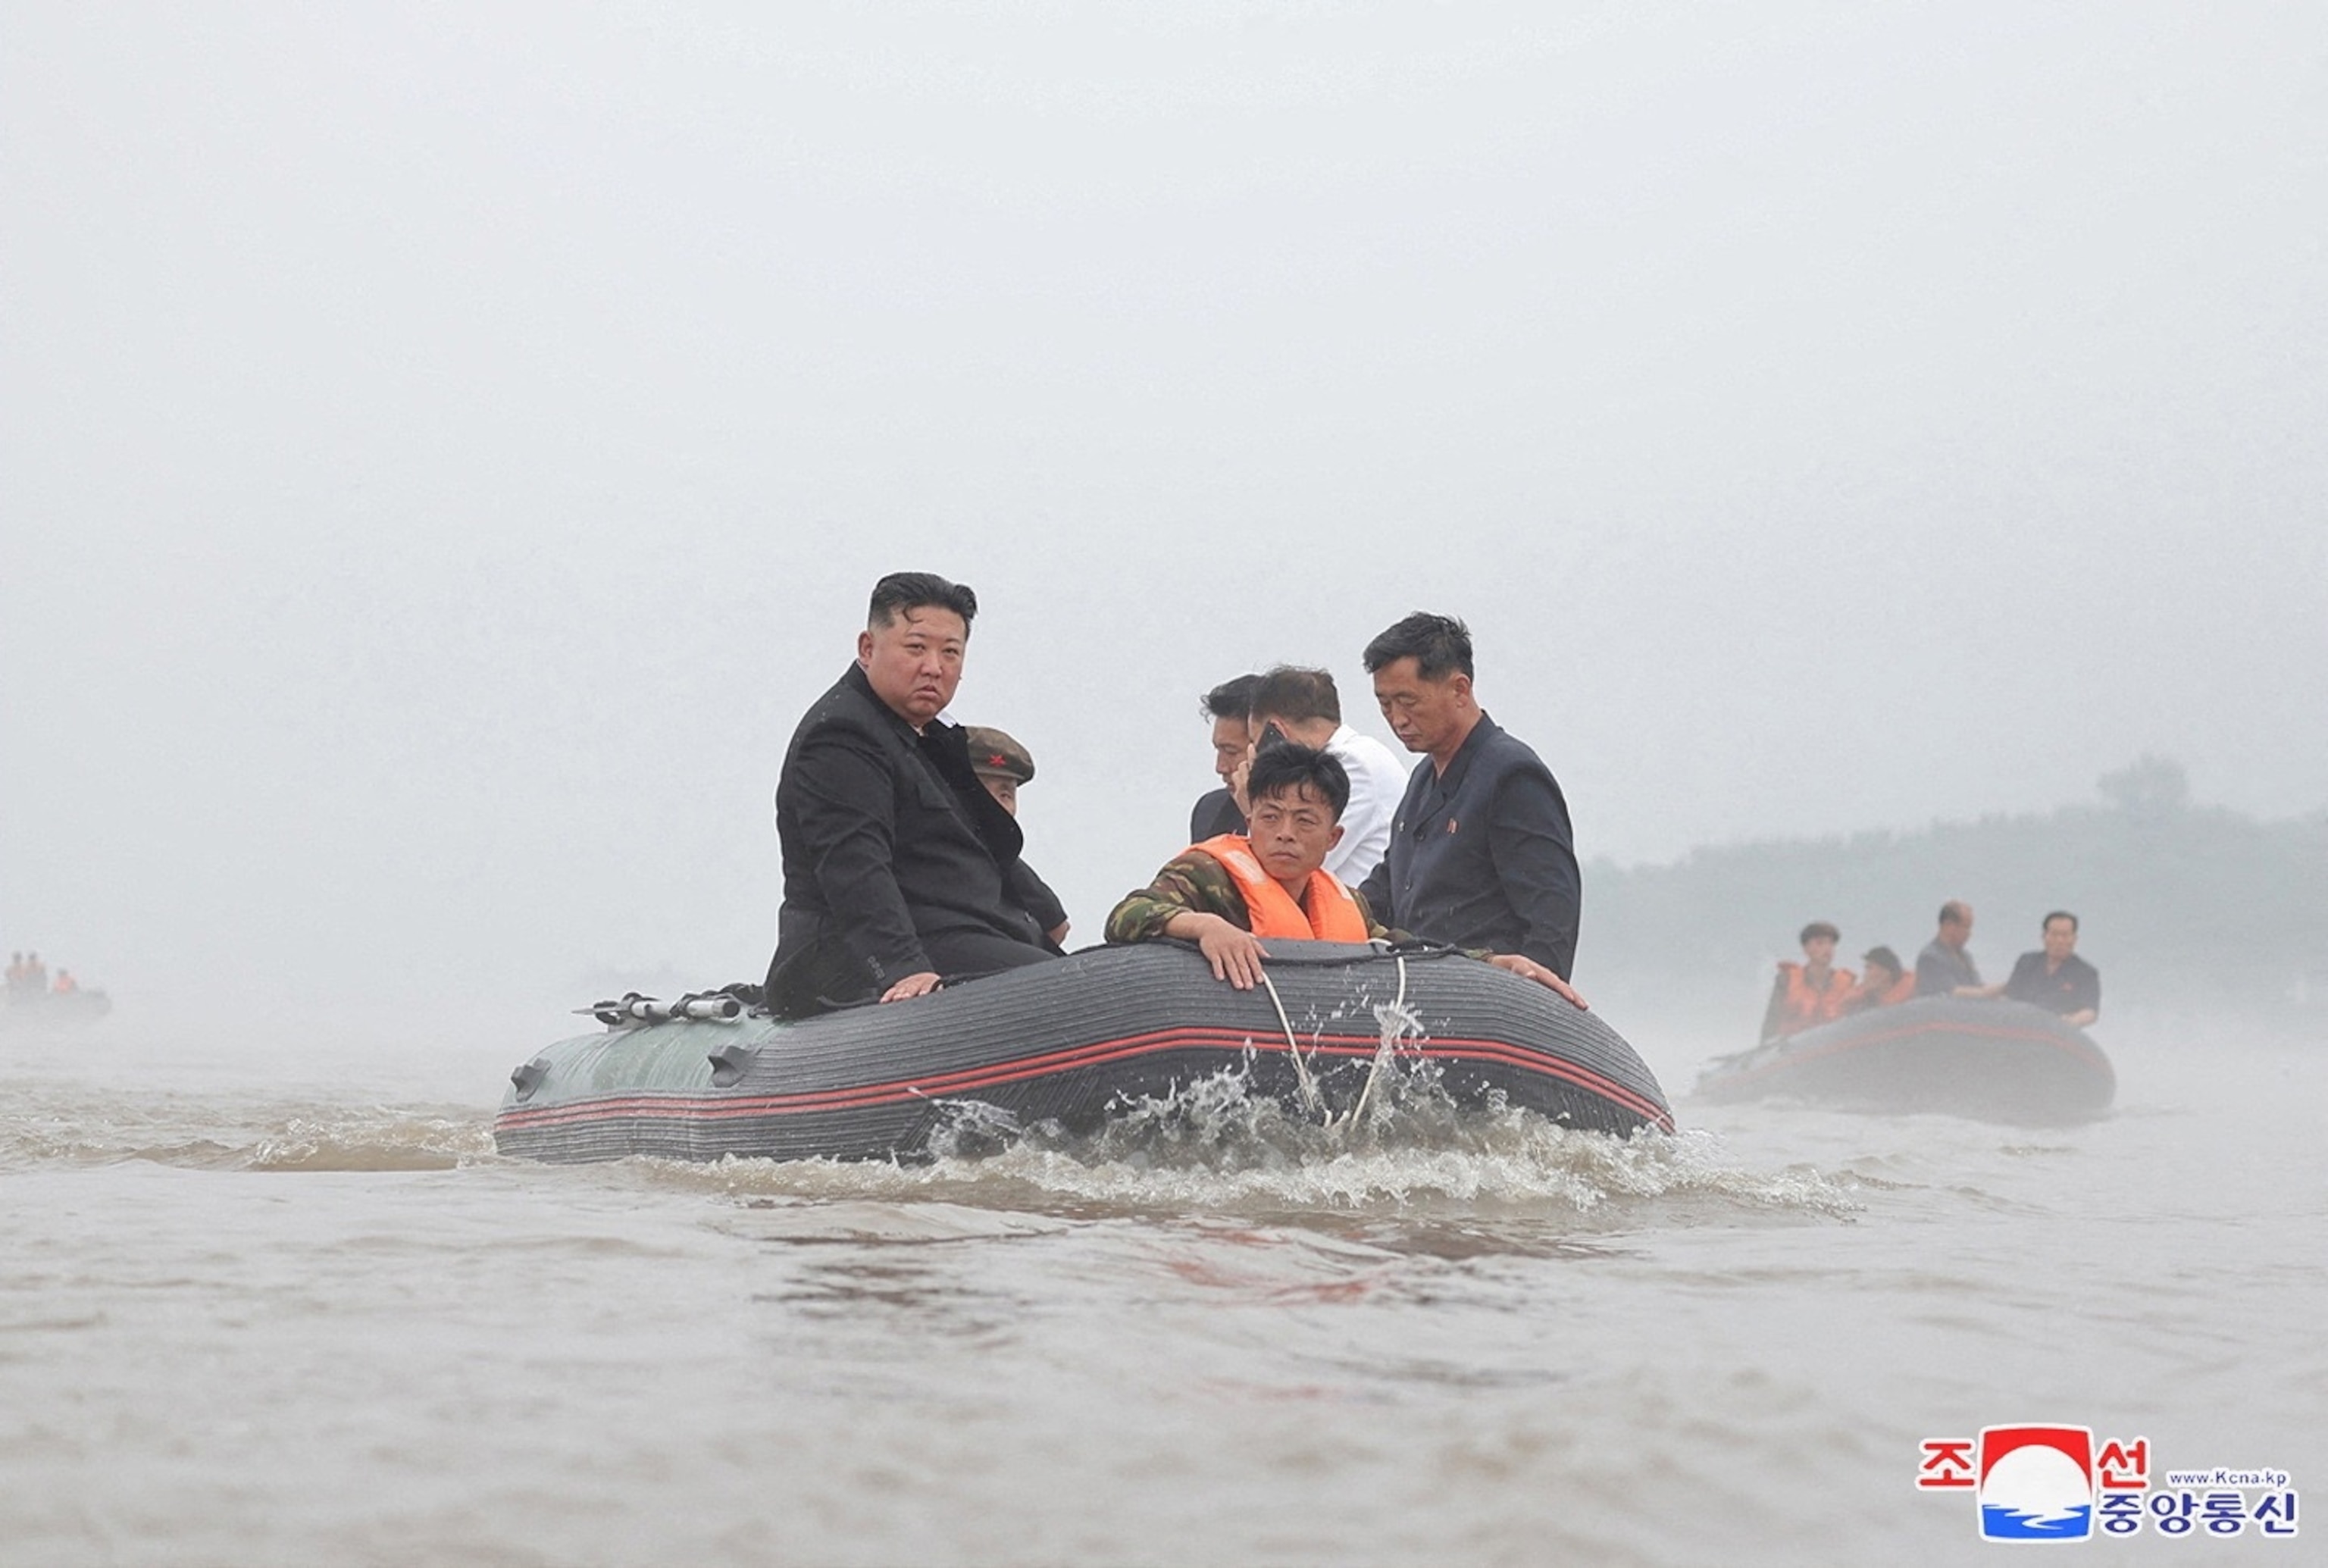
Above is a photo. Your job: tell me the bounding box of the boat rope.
[1256,969,1325,1120]
[1345,953,1410,1129]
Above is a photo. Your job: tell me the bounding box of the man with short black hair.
[1190,674,1259,841]
[1246,665,1410,884]
[765,572,1058,1017]
[1355,612,1584,981]
[1760,920,1857,1041]
[2002,911,2101,1027]
[1108,743,1579,1003]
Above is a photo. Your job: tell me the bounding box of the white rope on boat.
[1346,953,1410,1129]
[1256,968,1326,1121]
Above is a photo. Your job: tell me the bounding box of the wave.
[629,1057,1859,1227]
[0,1088,495,1172]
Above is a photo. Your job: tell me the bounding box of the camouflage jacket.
[1105,848,1397,945]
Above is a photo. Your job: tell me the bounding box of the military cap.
[965,725,1036,783]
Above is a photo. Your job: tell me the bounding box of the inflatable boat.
[1692,996,2114,1122]
[0,989,111,1030]
[495,941,1672,1163]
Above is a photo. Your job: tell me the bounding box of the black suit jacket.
[771,665,1049,995]
[1188,787,1246,843]
[1356,712,1581,978]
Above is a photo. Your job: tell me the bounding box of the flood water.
[2,1006,2320,1566]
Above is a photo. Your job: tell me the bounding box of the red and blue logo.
[1976,1425,2094,1541]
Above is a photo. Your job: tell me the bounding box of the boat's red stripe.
[1719,1015,2110,1089]
[496,1025,1672,1134]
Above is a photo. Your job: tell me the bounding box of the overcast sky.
[5,2,2321,1022]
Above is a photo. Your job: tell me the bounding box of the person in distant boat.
[1108,743,1579,1001]
[964,725,1071,948]
[20,951,45,995]
[1189,674,1259,841]
[1355,612,1585,987]
[1759,922,1857,1041]
[1245,665,1410,884]
[1914,901,1997,998]
[2002,911,2101,1028]
[4,953,23,998]
[1843,946,1917,1012]
[52,969,77,995]
[764,572,1059,1019]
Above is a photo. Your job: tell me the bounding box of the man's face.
[1211,716,1254,785]
[1372,658,1472,756]
[2042,917,2076,961]
[1246,782,1345,887]
[1942,909,1974,948]
[1804,934,1838,968]
[975,773,1018,816]
[857,606,967,728]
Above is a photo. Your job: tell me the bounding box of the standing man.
[765,573,1058,1017]
[2002,911,2101,1028]
[1245,666,1410,884]
[1914,901,1995,998]
[1190,674,1259,841]
[1356,612,1585,984]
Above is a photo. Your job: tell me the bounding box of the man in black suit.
[1355,612,1585,998]
[765,572,1059,1017]
[1188,673,1259,841]
[2002,911,2101,1028]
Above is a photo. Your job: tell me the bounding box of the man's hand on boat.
[1163,911,1270,991]
[1485,953,1588,1010]
[881,971,945,1003]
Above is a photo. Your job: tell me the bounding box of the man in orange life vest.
[1841,945,1917,1013]
[1106,743,1579,1000]
[1759,921,1858,1041]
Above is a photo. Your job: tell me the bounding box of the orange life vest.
[1191,834,1370,943]
[1776,960,1858,1031]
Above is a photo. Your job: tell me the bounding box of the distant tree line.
[1582,759,2327,1036]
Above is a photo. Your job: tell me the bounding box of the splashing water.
[651,996,1859,1225]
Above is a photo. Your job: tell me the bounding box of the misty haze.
[3,5,2320,1564]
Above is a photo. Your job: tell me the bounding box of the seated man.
[1842,946,1916,1012]
[965,724,1070,947]
[1106,743,1580,1004]
[1758,921,1857,1041]
[1189,674,1259,841]
[1915,900,1997,998]
[765,572,1059,1018]
[2001,910,2101,1028]
[1245,665,1411,884]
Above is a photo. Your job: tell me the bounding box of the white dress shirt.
[1324,725,1412,886]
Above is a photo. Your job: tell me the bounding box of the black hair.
[868,571,978,630]
[2042,909,2079,932]
[1938,900,1972,927]
[1799,921,1839,945]
[1861,945,1904,977]
[1248,665,1341,727]
[1362,612,1474,680]
[1200,674,1261,722]
[1245,743,1350,820]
